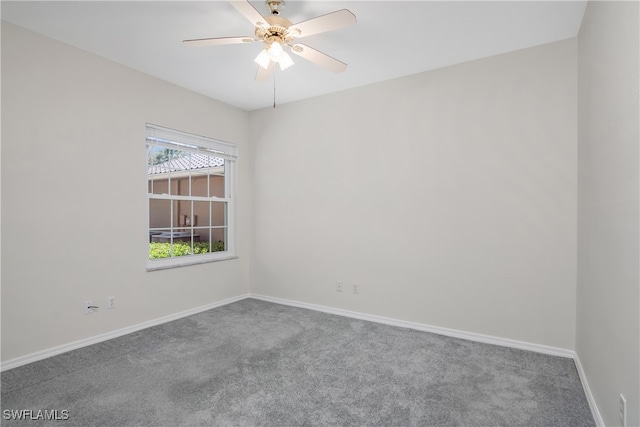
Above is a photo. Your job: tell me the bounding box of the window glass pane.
[170,151,189,196]
[193,201,210,227]
[196,229,212,254]
[212,202,227,227]
[149,199,171,229]
[210,162,226,198]
[211,228,227,252]
[149,229,173,259]
[148,177,169,195]
[171,200,181,226]
[147,144,155,167]
[175,177,190,196]
[177,201,193,227]
[167,149,186,174]
[191,169,210,198]
[148,146,173,195]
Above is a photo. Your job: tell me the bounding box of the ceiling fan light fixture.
[278,51,294,70]
[267,41,284,60]
[254,49,271,69]
[256,41,294,71]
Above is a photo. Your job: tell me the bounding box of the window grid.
[146,124,236,269]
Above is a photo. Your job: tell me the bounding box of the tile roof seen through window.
[148,153,224,175]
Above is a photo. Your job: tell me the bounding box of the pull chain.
[273,64,277,109]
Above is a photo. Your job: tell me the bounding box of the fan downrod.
[266,0,285,15]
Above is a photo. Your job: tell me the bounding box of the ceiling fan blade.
[229,0,268,29]
[255,61,275,82]
[288,9,356,38]
[290,44,347,73]
[183,36,255,47]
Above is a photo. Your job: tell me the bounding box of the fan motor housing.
[255,15,295,44]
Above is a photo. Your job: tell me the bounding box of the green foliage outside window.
[149,241,225,259]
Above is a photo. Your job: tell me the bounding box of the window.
[146,124,237,270]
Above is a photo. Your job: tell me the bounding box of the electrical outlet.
[619,394,626,427]
[107,296,116,309]
[353,283,359,294]
[336,281,344,292]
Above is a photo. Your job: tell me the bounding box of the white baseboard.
[574,353,605,427]
[249,293,575,359]
[0,293,250,372]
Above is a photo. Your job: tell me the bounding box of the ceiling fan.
[183,0,356,82]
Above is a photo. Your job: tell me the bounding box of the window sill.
[146,255,238,272]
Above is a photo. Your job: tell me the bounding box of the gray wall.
[250,39,578,350]
[1,22,253,362]
[577,2,640,426]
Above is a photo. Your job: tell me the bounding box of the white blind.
[146,124,238,161]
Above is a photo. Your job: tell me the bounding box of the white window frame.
[146,124,238,271]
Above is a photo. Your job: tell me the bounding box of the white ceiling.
[1,1,587,111]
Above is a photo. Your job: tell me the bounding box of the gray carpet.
[1,298,594,426]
